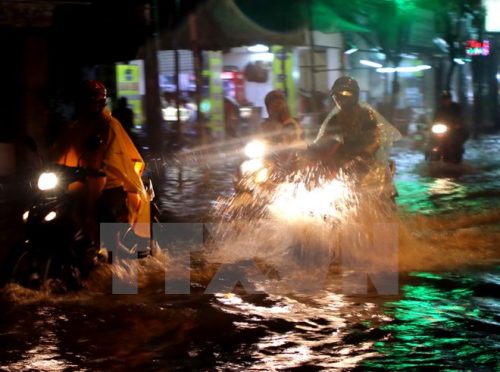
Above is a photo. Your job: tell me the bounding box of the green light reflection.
[362,272,499,370]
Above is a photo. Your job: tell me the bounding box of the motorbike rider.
[310,76,381,174]
[258,90,305,170]
[51,80,150,254]
[259,89,304,146]
[433,90,469,162]
[308,76,402,203]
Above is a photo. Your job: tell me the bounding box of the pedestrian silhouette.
[112,97,135,137]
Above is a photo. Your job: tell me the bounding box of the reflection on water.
[2,267,498,370]
[393,135,500,214]
[1,135,500,370]
[364,270,500,370]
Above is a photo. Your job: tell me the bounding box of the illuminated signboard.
[465,40,490,56]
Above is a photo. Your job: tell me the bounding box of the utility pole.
[173,0,182,146]
[189,12,204,137]
[306,0,317,121]
[143,0,163,155]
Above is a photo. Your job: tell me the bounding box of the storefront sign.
[271,46,298,117]
[465,40,490,56]
[205,51,224,133]
[116,65,141,96]
[116,64,142,126]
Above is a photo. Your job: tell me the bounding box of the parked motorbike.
[9,164,158,291]
[425,122,465,163]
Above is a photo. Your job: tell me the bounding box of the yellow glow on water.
[428,178,466,196]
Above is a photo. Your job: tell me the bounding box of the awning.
[160,0,306,50]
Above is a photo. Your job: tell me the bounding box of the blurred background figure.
[112,96,135,138]
[433,90,469,162]
[224,96,240,139]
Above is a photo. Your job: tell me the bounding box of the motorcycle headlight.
[44,211,57,222]
[255,168,269,184]
[240,159,264,175]
[431,123,448,134]
[22,210,29,222]
[239,107,252,119]
[244,140,266,158]
[38,172,59,190]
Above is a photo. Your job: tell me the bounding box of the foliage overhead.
[234,0,370,33]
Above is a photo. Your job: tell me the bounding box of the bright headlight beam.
[255,168,269,184]
[38,172,58,190]
[240,159,265,175]
[432,123,448,134]
[244,140,266,158]
[44,211,57,222]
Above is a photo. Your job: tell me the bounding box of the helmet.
[78,79,107,103]
[330,76,359,100]
[330,76,359,109]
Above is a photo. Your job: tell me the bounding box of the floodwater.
[1,134,499,371]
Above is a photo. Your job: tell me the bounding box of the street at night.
[0,0,499,370]
[1,132,499,370]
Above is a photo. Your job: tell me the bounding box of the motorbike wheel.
[48,264,82,293]
[11,250,84,292]
[11,251,51,290]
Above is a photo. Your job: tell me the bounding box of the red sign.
[465,40,490,56]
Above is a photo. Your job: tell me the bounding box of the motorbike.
[301,139,398,206]
[425,122,465,163]
[9,163,158,291]
[229,135,397,222]
[223,138,298,220]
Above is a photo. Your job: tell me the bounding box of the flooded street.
[1,135,499,370]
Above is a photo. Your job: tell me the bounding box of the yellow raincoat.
[103,109,151,238]
[56,108,151,238]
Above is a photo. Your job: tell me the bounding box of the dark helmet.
[330,76,359,109]
[330,76,359,99]
[78,79,107,104]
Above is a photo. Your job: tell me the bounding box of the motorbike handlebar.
[83,168,107,178]
[49,164,106,180]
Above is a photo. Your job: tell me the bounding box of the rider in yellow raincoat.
[53,80,150,247]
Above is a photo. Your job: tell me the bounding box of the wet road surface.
[0,134,499,370]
